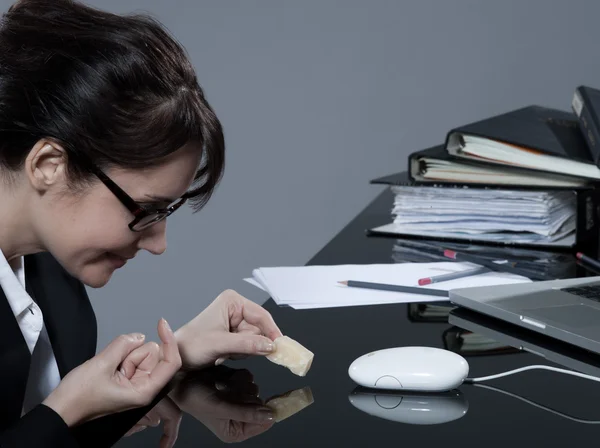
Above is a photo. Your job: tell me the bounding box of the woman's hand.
[42,318,182,427]
[174,290,283,369]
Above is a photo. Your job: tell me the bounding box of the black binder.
[368,171,600,251]
[572,85,600,168]
[408,144,590,187]
[444,105,598,180]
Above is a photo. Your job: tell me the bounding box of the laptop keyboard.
[562,285,600,301]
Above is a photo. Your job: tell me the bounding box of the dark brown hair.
[0,0,224,210]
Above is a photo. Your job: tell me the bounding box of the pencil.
[337,280,449,297]
[576,252,600,274]
[418,266,489,286]
[442,249,548,280]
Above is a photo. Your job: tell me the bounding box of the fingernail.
[257,409,274,422]
[162,318,172,333]
[134,333,145,341]
[259,341,274,353]
[120,368,126,376]
[215,357,225,366]
[215,381,228,391]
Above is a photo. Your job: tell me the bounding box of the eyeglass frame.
[80,157,189,231]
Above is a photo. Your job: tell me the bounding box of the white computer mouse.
[348,387,469,425]
[348,346,469,392]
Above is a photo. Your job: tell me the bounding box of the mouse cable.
[464,364,600,385]
[467,382,600,425]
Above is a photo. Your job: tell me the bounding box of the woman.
[0,0,283,446]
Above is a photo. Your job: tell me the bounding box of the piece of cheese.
[266,335,314,376]
[266,387,314,422]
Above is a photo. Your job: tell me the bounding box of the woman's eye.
[138,202,159,210]
[140,201,169,210]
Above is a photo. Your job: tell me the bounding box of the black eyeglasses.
[83,158,188,232]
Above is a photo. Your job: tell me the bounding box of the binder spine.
[575,188,600,252]
[407,152,420,181]
[573,88,600,168]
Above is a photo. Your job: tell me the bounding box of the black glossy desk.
[115,189,600,447]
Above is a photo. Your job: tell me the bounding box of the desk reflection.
[124,395,182,447]
[123,366,313,446]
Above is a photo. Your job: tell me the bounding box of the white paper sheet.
[244,262,532,309]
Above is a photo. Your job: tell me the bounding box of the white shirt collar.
[0,250,32,318]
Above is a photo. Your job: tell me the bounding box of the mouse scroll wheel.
[375,376,402,389]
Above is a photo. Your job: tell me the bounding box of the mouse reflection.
[124,366,313,445]
[349,387,468,425]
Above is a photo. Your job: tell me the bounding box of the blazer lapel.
[25,253,97,378]
[0,286,31,427]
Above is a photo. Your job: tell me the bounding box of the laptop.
[447,307,600,377]
[447,308,600,425]
[449,275,600,355]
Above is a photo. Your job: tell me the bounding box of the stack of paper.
[244,262,531,309]
[381,186,576,244]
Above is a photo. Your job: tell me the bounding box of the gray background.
[9,0,600,349]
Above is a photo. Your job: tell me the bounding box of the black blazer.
[0,252,166,448]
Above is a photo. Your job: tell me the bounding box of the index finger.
[239,299,283,341]
[137,319,182,396]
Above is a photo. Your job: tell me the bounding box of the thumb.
[219,333,275,357]
[99,333,147,370]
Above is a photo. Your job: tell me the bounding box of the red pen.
[576,252,600,274]
[418,266,489,285]
[442,249,547,280]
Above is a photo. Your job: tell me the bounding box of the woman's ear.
[25,139,68,193]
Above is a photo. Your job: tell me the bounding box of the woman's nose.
[137,219,167,255]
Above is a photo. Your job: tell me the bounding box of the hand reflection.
[169,366,275,443]
[124,395,182,448]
